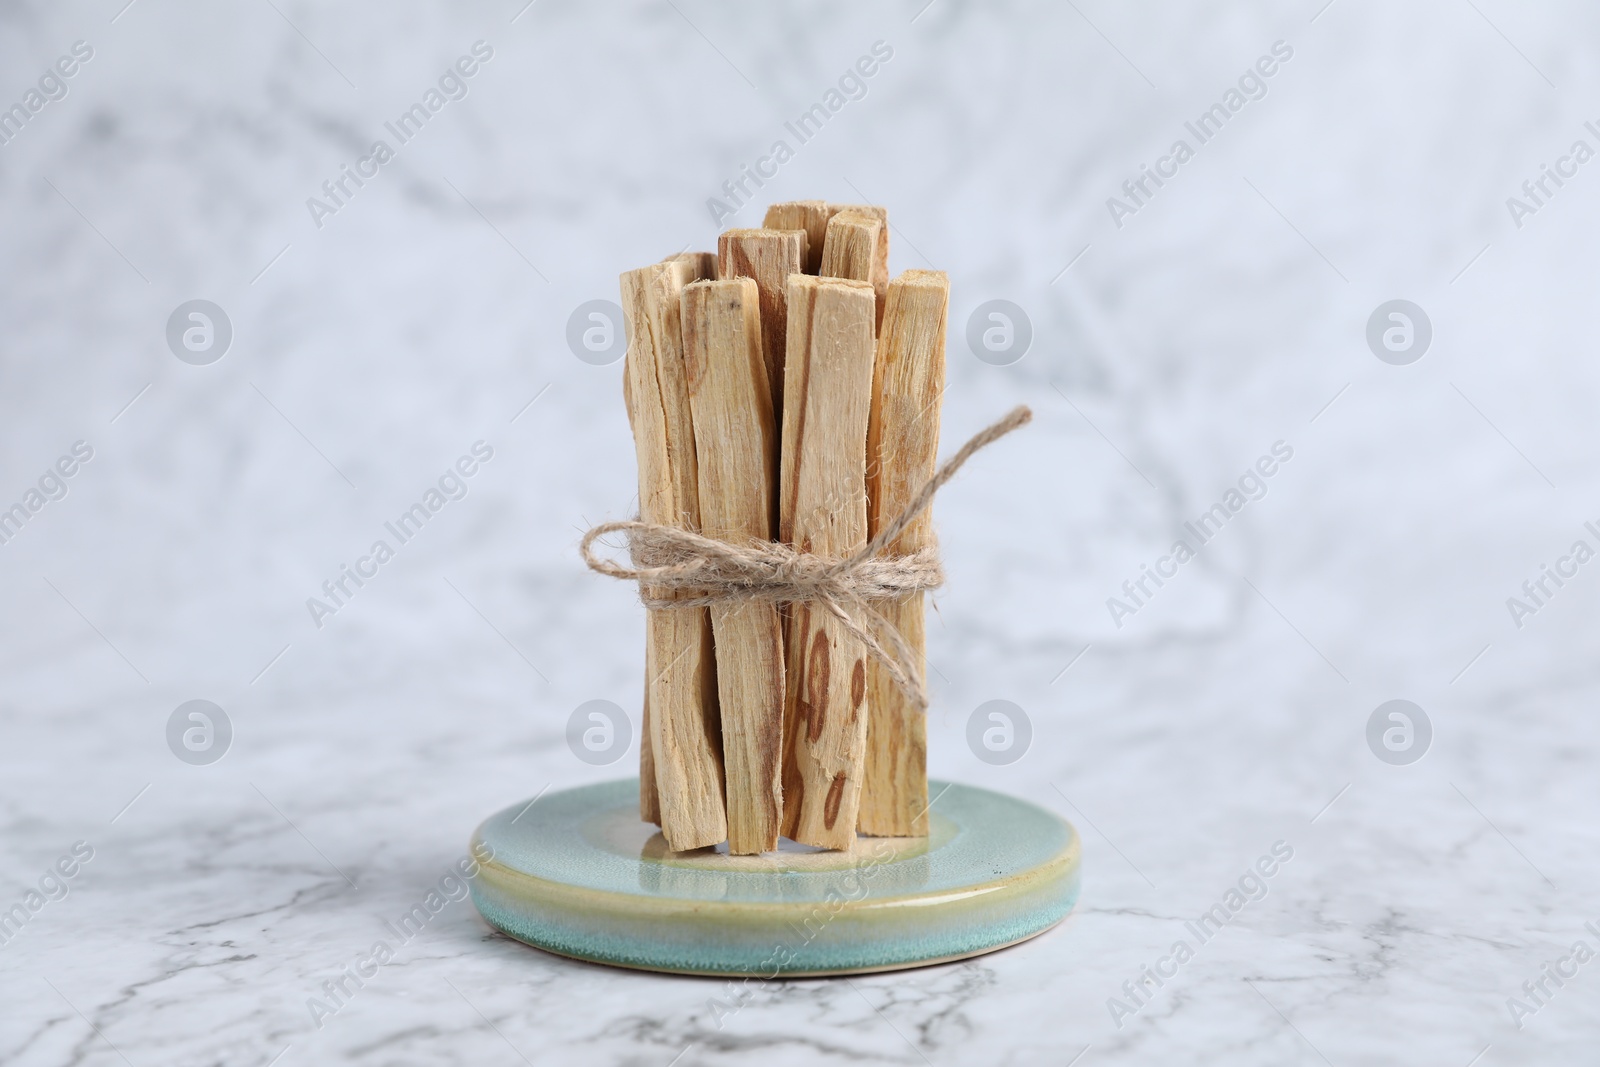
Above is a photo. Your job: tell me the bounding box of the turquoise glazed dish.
[468,778,1080,976]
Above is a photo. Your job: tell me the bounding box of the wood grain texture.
[777,275,878,850]
[639,680,661,825]
[828,204,888,328]
[682,277,786,855]
[762,200,832,274]
[716,229,805,422]
[663,250,718,276]
[858,270,948,837]
[620,257,727,851]
[818,209,887,330]
[622,366,664,826]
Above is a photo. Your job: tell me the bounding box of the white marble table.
[2,2,1597,1063]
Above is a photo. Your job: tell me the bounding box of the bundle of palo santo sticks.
[619,199,944,855]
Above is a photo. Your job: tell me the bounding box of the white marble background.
[2,0,1597,1063]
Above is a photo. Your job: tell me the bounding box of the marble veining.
[2,1,1598,1064]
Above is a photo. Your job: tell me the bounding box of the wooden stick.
[763,200,887,292]
[762,200,832,274]
[828,204,888,327]
[664,250,718,276]
[858,270,947,837]
[818,209,887,330]
[638,681,661,825]
[682,277,786,855]
[716,229,806,420]
[778,275,878,850]
[620,257,727,851]
[622,366,664,826]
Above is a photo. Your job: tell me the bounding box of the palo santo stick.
[717,229,806,420]
[621,257,727,850]
[639,681,661,825]
[818,210,887,330]
[858,270,948,837]
[778,275,878,850]
[763,200,832,274]
[828,204,888,327]
[664,250,718,276]
[683,277,786,854]
[818,212,878,283]
[622,367,663,826]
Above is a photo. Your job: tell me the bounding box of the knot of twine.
[580,406,1032,713]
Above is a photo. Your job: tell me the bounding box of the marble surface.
[3,1,1599,1063]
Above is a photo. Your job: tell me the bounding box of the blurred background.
[2,1,1597,1063]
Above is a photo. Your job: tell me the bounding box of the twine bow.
[580,405,1033,712]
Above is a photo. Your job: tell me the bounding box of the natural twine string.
[580,405,1033,712]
